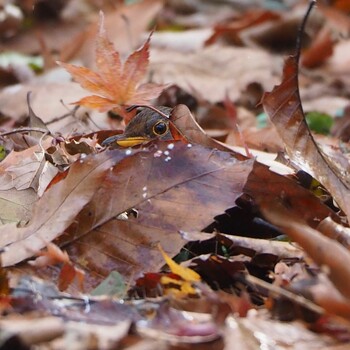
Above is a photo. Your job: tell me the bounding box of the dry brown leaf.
[0,188,37,225]
[150,45,280,104]
[0,82,104,136]
[301,26,334,68]
[262,54,350,219]
[260,201,350,300]
[0,141,56,192]
[244,161,337,228]
[205,9,281,46]
[47,141,255,289]
[0,149,127,266]
[317,217,350,249]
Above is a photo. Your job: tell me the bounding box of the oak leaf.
[58,13,167,122]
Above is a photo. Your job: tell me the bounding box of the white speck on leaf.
[167,143,174,150]
[153,150,163,158]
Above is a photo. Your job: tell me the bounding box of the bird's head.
[102,106,173,147]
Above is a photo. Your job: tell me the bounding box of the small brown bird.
[102,106,173,147]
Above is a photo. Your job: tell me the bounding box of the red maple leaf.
[58,13,167,122]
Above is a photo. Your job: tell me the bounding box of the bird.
[102,106,173,148]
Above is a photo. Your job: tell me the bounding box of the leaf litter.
[0,0,350,349]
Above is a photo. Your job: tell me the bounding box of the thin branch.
[246,274,324,315]
[0,127,50,138]
[126,105,170,119]
[295,0,317,64]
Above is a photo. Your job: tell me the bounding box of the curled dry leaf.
[170,104,244,156]
[317,217,350,250]
[262,54,350,220]
[29,242,84,292]
[58,13,167,122]
[0,140,57,192]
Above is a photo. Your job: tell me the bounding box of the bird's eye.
[153,121,168,136]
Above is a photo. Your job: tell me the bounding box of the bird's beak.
[102,135,150,147]
[115,136,150,147]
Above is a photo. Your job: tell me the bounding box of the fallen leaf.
[0,149,127,266]
[260,200,350,300]
[262,54,350,219]
[52,141,255,289]
[28,242,70,268]
[150,45,280,104]
[244,161,337,228]
[0,188,37,225]
[0,141,56,192]
[317,216,350,249]
[301,26,334,69]
[0,82,104,136]
[170,104,243,155]
[159,244,200,283]
[205,9,281,46]
[59,13,167,121]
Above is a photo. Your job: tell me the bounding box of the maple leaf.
[58,13,167,122]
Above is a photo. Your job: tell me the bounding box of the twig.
[0,127,50,138]
[126,105,170,119]
[295,0,317,65]
[246,274,324,315]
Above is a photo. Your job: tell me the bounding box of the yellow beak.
[116,136,150,147]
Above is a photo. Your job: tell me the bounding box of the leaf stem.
[295,0,317,64]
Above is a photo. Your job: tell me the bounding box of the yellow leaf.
[158,244,201,282]
[160,276,197,296]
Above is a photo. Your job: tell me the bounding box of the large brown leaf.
[0,150,127,266]
[262,55,350,219]
[53,141,255,288]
